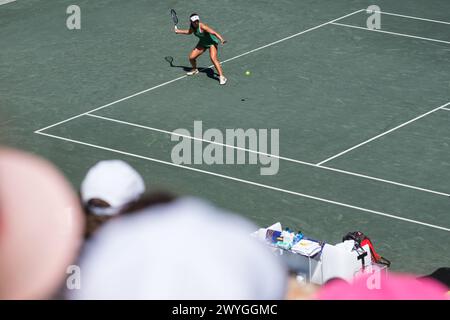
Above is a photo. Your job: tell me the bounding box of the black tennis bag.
[343,231,391,267]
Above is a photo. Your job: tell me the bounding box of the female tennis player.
[174,13,227,85]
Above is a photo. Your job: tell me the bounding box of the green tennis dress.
[193,25,220,48]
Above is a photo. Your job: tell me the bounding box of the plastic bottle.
[293,232,303,245]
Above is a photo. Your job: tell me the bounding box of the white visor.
[190,15,199,22]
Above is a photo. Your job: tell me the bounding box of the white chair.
[320,242,372,283]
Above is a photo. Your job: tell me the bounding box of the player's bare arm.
[200,23,226,44]
[174,27,193,35]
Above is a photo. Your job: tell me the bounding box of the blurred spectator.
[83,191,177,240]
[80,160,145,238]
[285,273,320,300]
[422,267,450,290]
[69,198,288,299]
[0,148,84,299]
[316,272,448,300]
[123,191,176,214]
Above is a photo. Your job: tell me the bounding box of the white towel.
[291,239,322,256]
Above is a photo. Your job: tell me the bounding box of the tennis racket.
[170,9,178,26]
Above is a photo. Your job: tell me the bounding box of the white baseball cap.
[70,198,288,299]
[81,160,145,216]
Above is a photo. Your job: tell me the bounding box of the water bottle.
[293,232,303,245]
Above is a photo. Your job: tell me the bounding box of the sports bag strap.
[377,256,391,267]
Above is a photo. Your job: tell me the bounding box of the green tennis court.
[1,0,449,274]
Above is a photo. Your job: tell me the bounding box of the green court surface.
[1,0,449,274]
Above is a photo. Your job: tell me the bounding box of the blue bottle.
[293,232,303,245]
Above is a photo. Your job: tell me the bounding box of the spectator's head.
[316,272,448,300]
[69,198,288,299]
[0,148,84,299]
[323,277,348,286]
[422,267,450,289]
[285,275,320,300]
[81,160,145,238]
[81,160,145,216]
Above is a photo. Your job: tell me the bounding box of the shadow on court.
[164,56,218,82]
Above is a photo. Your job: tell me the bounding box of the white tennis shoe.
[186,69,199,76]
[219,76,227,85]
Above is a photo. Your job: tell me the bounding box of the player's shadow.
[164,56,219,82]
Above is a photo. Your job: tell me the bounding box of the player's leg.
[188,46,205,75]
[209,45,227,85]
[209,45,224,77]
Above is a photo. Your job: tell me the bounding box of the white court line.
[35,130,450,233]
[35,8,450,207]
[34,9,364,133]
[215,9,365,64]
[331,22,450,45]
[441,107,450,111]
[317,101,450,166]
[87,113,450,198]
[0,0,16,6]
[34,74,188,133]
[375,11,450,26]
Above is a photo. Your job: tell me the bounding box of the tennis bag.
[343,231,391,267]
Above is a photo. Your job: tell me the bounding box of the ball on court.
[245,71,251,76]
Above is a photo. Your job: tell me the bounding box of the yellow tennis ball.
[245,70,251,76]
